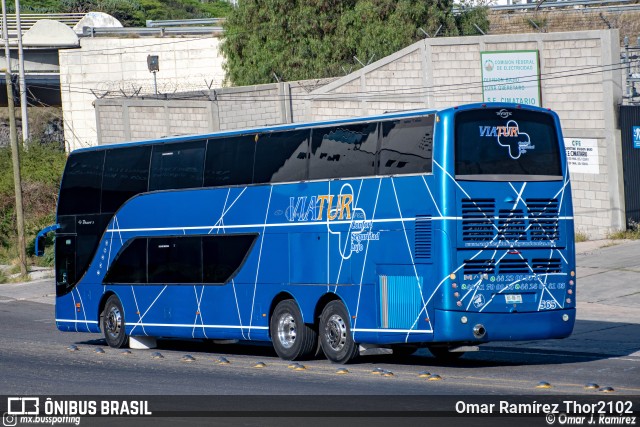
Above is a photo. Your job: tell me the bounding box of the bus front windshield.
[454,107,563,181]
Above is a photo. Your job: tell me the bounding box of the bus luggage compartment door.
[378,275,423,329]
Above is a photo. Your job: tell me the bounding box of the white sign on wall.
[564,138,600,174]
[481,50,541,107]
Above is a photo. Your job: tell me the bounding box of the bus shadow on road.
[76,318,640,368]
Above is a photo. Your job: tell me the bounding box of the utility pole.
[15,0,28,143]
[2,0,27,278]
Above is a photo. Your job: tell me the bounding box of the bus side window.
[101,146,151,213]
[379,116,434,176]
[203,234,256,283]
[149,140,205,191]
[148,236,202,284]
[309,123,377,180]
[253,130,309,184]
[58,151,105,215]
[103,238,148,284]
[204,135,256,187]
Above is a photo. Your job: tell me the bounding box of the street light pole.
[15,0,28,143]
[2,0,27,278]
[153,70,157,96]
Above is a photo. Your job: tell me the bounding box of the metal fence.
[623,36,640,104]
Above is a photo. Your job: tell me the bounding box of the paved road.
[0,240,639,398]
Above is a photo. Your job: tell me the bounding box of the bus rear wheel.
[102,295,128,348]
[270,300,317,360]
[319,300,358,364]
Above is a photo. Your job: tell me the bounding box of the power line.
[29,57,636,151]
[29,57,638,103]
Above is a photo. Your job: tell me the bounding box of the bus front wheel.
[319,301,358,364]
[270,300,317,360]
[102,295,128,348]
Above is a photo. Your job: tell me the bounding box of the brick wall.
[307,30,623,238]
[95,78,337,143]
[216,85,281,131]
[96,99,216,143]
[93,30,623,238]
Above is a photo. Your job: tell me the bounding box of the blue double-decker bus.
[38,102,575,363]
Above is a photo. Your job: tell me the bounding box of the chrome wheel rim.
[325,314,347,352]
[106,306,122,339]
[277,313,296,349]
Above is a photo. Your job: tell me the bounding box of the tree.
[220,0,490,85]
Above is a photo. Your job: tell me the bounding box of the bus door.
[55,234,76,296]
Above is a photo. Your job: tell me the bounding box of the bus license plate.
[505,294,523,304]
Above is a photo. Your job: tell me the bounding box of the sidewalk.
[0,277,55,305]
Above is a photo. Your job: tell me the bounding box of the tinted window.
[55,236,76,295]
[148,236,202,283]
[101,146,151,213]
[204,135,256,187]
[149,141,205,191]
[379,116,434,175]
[58,151,105,215]
[203,234,256,283]
[103,238,147,284]
[309,123,378,180]
[253,130,309,183]
[455,108,562,179]
[74,214,105,287]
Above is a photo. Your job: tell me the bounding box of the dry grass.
[607,220,640,240]
[575,230,589,243]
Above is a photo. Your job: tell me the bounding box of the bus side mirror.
[36,235,45,257]
[35,224,59,257]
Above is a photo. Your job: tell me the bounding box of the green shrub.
[0,142,66,266]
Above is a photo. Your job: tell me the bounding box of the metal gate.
[620,105,640,227]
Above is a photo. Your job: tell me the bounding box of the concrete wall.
[59,36,225,150]
[93,30,623,239]
[307,30,623,239]
[95,79,336,143]
[96,99,217,144]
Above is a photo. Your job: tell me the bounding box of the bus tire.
[428,346,464,362]
[102,295,128,349]
[270,300,317,361]
[319,300,358,364]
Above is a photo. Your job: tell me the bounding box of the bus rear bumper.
[433,308,576,343]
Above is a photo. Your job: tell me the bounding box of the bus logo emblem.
[496,109,512,119]
[472,294,486,309]
[479,120,535,160]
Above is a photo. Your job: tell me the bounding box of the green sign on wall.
[481,50,541,107]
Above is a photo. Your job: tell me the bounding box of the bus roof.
[74,102,553,154]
